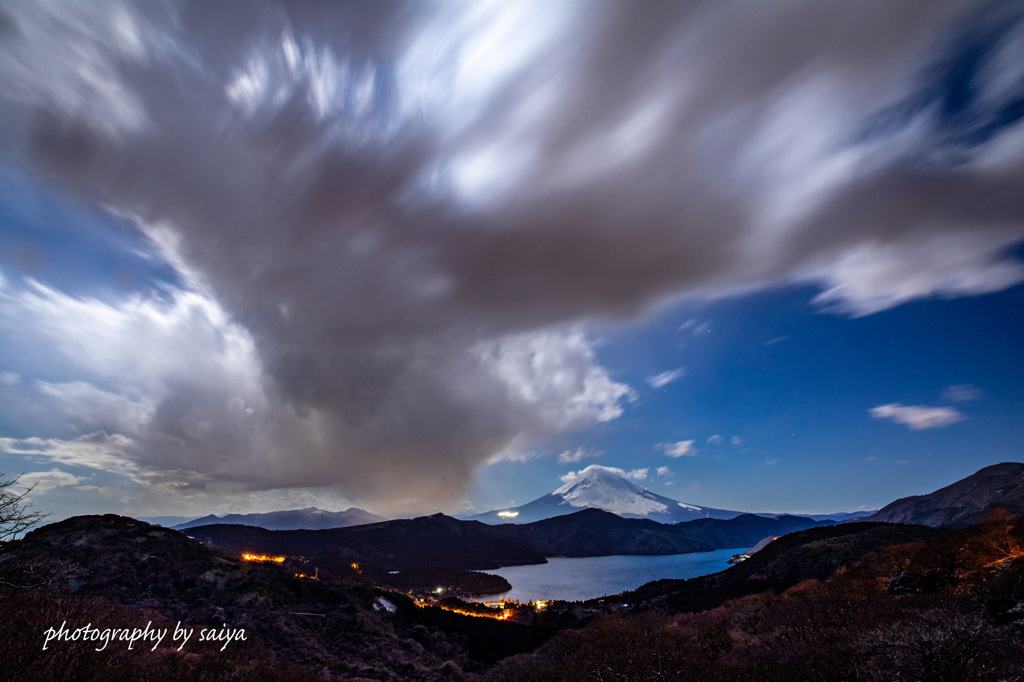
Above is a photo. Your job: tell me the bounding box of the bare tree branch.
[0,473,48,545]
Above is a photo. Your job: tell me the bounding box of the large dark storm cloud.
[1,0,1023,511]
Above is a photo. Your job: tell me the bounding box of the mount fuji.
[468,465,745,524]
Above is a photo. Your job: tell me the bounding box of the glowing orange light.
[242,553,285,563]
[413,600,512,620]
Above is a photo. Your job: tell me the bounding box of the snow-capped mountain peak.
[467,464,745,524]
[554,465,674,517]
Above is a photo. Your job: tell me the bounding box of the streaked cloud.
[647,367,687,389]
[660,440,696,458]
[680,319,713,337]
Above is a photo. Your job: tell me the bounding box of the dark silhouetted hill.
[185,513,547,571]
[492,508,714,556]
[861,462,1024,527]
[0,515,548,679]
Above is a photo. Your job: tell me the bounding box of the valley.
[2,463,1024,679]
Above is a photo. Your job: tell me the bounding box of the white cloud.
[808,237,1024,317]
[559,470,578,484]
[731,436,743,446]
[707,434,722,444]
[660,440,696,458]
[646,367,687,389]
[559,464,647,484]
[0,434,141,480]
[656,466,670,476]
[869,403,966,430]
[17,468,84,494]
[626,467,649,481]
[478,328,635,430]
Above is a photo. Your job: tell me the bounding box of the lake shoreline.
[471,547,747,603]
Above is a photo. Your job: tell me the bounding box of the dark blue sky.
[472,279,1024,513]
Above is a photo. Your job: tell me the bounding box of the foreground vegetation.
[490,511,1024,681]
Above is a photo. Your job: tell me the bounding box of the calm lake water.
[473,548,745,603]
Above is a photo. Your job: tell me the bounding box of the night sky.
[1,1,1022,521]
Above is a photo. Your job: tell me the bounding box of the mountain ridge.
[173,506,385,531]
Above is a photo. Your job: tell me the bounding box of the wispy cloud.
[660,440,696,458]
[680,319,713,337]
[731,436,743,446]
[656,466,671,477]
[707,434,722,444]
[869,403,965,430]
[942,384,983,403]
[557,447,597,464]
[646,367,687,389]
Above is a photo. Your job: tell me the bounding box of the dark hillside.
[186,513,547,571]
[609,522,939,612]
[862,462,1024,527]
[672,513,831,549]
[0,515,548,680]
[492,508,714,556]
[489,513,1024,681]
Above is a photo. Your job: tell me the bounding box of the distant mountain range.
[160,467,874,532]
[172,506,385,531]
[184,507,833,573]
[805,511,877,522]
[467,465,745,524]
[861,462,1024,528]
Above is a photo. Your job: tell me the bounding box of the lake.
[473,547,746,603]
